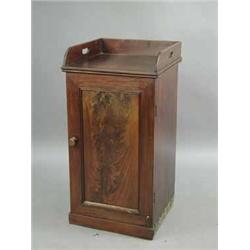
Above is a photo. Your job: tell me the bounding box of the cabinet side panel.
[153,65,178,225]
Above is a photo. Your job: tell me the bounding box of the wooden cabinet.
[61,38,182,239]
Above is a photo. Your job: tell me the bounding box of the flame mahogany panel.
[82,90,139,209]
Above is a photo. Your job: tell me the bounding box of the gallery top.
[61,38,182,77]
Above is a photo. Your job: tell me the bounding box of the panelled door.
[66,73,154,227]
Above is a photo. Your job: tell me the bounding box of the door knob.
[69,136,78,147]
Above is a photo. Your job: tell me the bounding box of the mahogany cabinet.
[61,38,182,239]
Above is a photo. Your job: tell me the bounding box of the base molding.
[69,212,154,240]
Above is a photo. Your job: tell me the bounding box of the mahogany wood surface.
[82,90,139,209]
[153,65,179,226]
[62,38,181,76]
[69,213,154,240]
[62,38,181,239]
[66,73,154,229]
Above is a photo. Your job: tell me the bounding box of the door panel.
[66,73,154,227]
[82,90,139,209]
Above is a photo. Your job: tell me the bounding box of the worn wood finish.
[153,65,179,227]
[62,38,181,239]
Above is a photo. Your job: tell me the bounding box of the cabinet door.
[66,74,154,227]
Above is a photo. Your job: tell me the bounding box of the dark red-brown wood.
[82,90,139,209]
[62,38,182,239]
[62,38,181,76]
[153,65,179,227]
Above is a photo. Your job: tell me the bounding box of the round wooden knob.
[69,136,78,147]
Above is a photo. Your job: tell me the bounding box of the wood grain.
[82,90,139,209]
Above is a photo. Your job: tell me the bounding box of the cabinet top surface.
[61,38,182,77]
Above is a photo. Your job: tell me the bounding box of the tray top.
[62,38,182,77]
